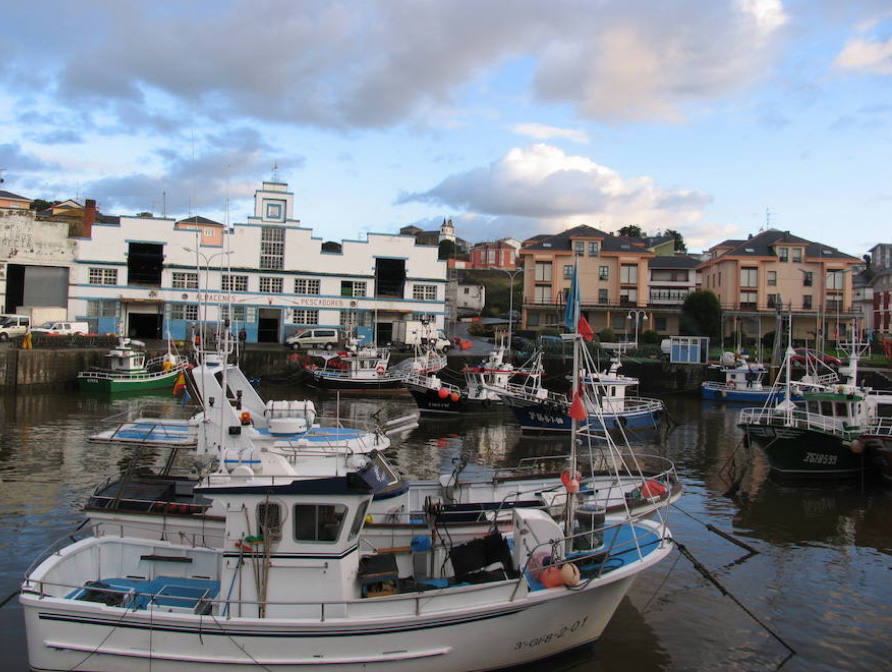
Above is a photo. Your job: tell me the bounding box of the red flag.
[569,392,586,421]
[577,315,594,341]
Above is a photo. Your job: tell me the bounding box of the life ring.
[727,381,737,390]
[376,365,386,376]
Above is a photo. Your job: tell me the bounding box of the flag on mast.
[564,262,594,341]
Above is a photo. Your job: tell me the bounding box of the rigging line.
[639,545,682,613]
[670,503,759,556]
[675,542,796,668]
[207,611,276,672]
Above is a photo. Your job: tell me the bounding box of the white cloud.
[399,144,711,242]
[834,36,892,75]
[510,123,589,144]
[1,1,791,131]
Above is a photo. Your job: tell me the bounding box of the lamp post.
[627,309,647,346]
[497,266,523,353]
[182,246,233,345]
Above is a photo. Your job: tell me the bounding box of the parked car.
[29,321,89,336]
[285,328,340,350]
[0,315,30,341]
[790,348,843,367]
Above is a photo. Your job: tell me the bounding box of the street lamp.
[496,266,523,353]
[182,246,233,345]
[627,309,647,346]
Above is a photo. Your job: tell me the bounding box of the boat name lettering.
[513,617,587,649]
[529,412,565,425]
[803,452,837,466]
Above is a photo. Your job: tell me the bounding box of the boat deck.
[67,576,220,613]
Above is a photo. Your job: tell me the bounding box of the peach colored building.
[699,229,860,346]
[519,225,654,333]
[0,190,30,209]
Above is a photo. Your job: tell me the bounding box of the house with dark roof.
[518,225,656,334]
[0,190,30,209]
[699,229,861,346]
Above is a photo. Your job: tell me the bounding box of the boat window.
[293,503,347,543]
[349,500,369,540]
[257,502,283,542]
[820,401,833,416]
[834,402,848,417]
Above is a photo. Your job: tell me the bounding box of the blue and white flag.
[564,262,579,331]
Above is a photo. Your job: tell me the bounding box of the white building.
[71,181,447,343]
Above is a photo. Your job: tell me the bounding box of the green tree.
[618,225,643,238]
[665,229,687,252]
[29,199,56,212]
[640,329,660,344]
[597,327,617,342]
[438,239,456,260]
[680,290,722,338]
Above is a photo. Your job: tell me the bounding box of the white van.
[30,321,90,336]
[0,315,30,341]
[285,328,340,350]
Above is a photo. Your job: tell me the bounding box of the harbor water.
[0,386,889,671]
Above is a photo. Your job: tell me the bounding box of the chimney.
[82,199,96,238]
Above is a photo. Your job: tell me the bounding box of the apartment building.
[519,225,653,332]
[72,180,447,343]
[867,243,892,340]
[699,229,860,345]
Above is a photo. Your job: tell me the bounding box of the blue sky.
[0,0,889,256]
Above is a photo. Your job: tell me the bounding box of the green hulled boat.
[77,338,189,393]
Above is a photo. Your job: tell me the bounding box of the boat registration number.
[804,452,837,466]
[514,616,588,650]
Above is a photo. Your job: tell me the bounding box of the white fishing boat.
[21,301,675,670]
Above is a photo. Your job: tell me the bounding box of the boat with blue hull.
[701,353,806,404]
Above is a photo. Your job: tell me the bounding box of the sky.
[0,0,890,256]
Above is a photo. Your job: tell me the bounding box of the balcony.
[649,289,692,305]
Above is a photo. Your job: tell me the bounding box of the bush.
[640,329,660,345]
[598,328,617,342]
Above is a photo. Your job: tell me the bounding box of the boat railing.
[599,396,663,414]
[864,416,892,437]
[738,406,860,438]
[402,372,460,394]
[497,382,568,405]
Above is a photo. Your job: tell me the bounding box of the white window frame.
[260,276,284,294]
[88,267,118,285]
[292,309,320,325]
[294,278,321,295]
[172,272,199,290]
[222,274,249,292]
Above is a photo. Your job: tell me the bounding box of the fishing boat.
[498,352,664,432]
[738,331,892,478]
[701,353,784,403]
[77,337,189,393]
[20,281,676,672]
[83,331,679,549]
[403,342,540,414]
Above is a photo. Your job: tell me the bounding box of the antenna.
[272,162,279,182]
[162,191,167,219]
[765,207,772,231]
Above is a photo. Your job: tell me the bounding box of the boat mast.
[565,258,581,536]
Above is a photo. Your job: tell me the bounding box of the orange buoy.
[450,392,460,402]
[541,566,564,588]
[438,387,450,399]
